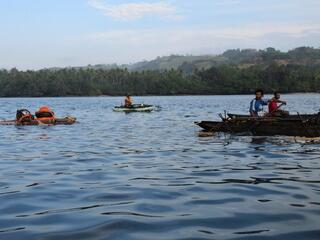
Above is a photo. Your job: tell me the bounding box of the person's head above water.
[255,89,264,100]
[126,93,131,97]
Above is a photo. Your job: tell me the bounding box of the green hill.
[81,47,320,74]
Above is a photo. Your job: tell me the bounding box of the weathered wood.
[227,113,317,120]
[0,117,76,126]
[195,116,320,137]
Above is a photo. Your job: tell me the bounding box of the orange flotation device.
[35,106,55,122]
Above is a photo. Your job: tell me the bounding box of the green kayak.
[113,104,155,112]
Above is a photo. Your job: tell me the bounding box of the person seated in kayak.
[249,89,269,117]
[35,106,56,122]
[268,91,288,116]
[124,94,133,108]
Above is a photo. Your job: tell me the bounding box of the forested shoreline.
[1,47,320,97]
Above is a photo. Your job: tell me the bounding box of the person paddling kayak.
[124,94,133,108]
[249,89,269,117]
[268,91,288,116]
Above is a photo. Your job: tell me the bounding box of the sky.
[0,0,319,70]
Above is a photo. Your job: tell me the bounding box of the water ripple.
[0,95,319,239]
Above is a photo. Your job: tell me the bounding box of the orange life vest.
[35,106,55,121]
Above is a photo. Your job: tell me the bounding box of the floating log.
[0,117,76,126]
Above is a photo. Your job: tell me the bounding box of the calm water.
[0,95,320,240]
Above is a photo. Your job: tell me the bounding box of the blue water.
[0,95,320,240]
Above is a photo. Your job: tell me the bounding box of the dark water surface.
[0,95,319,240]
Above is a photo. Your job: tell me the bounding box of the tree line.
[0,63,319,97]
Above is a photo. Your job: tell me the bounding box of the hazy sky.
[0,0,319,70]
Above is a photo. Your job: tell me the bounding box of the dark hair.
[255,89,264,95]
[274,91,280,97]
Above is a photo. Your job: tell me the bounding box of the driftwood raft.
[0,117,76,126]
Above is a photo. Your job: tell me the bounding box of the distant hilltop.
[58,46,320,74]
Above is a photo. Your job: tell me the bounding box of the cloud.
[78,23,320,63]
[4,22,319,70]
[88,0,183,21]
[87,23,320,47]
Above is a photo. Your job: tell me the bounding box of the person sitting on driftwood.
[268,91,288,116]
[124,94,133,108]
[250,89,269,117]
